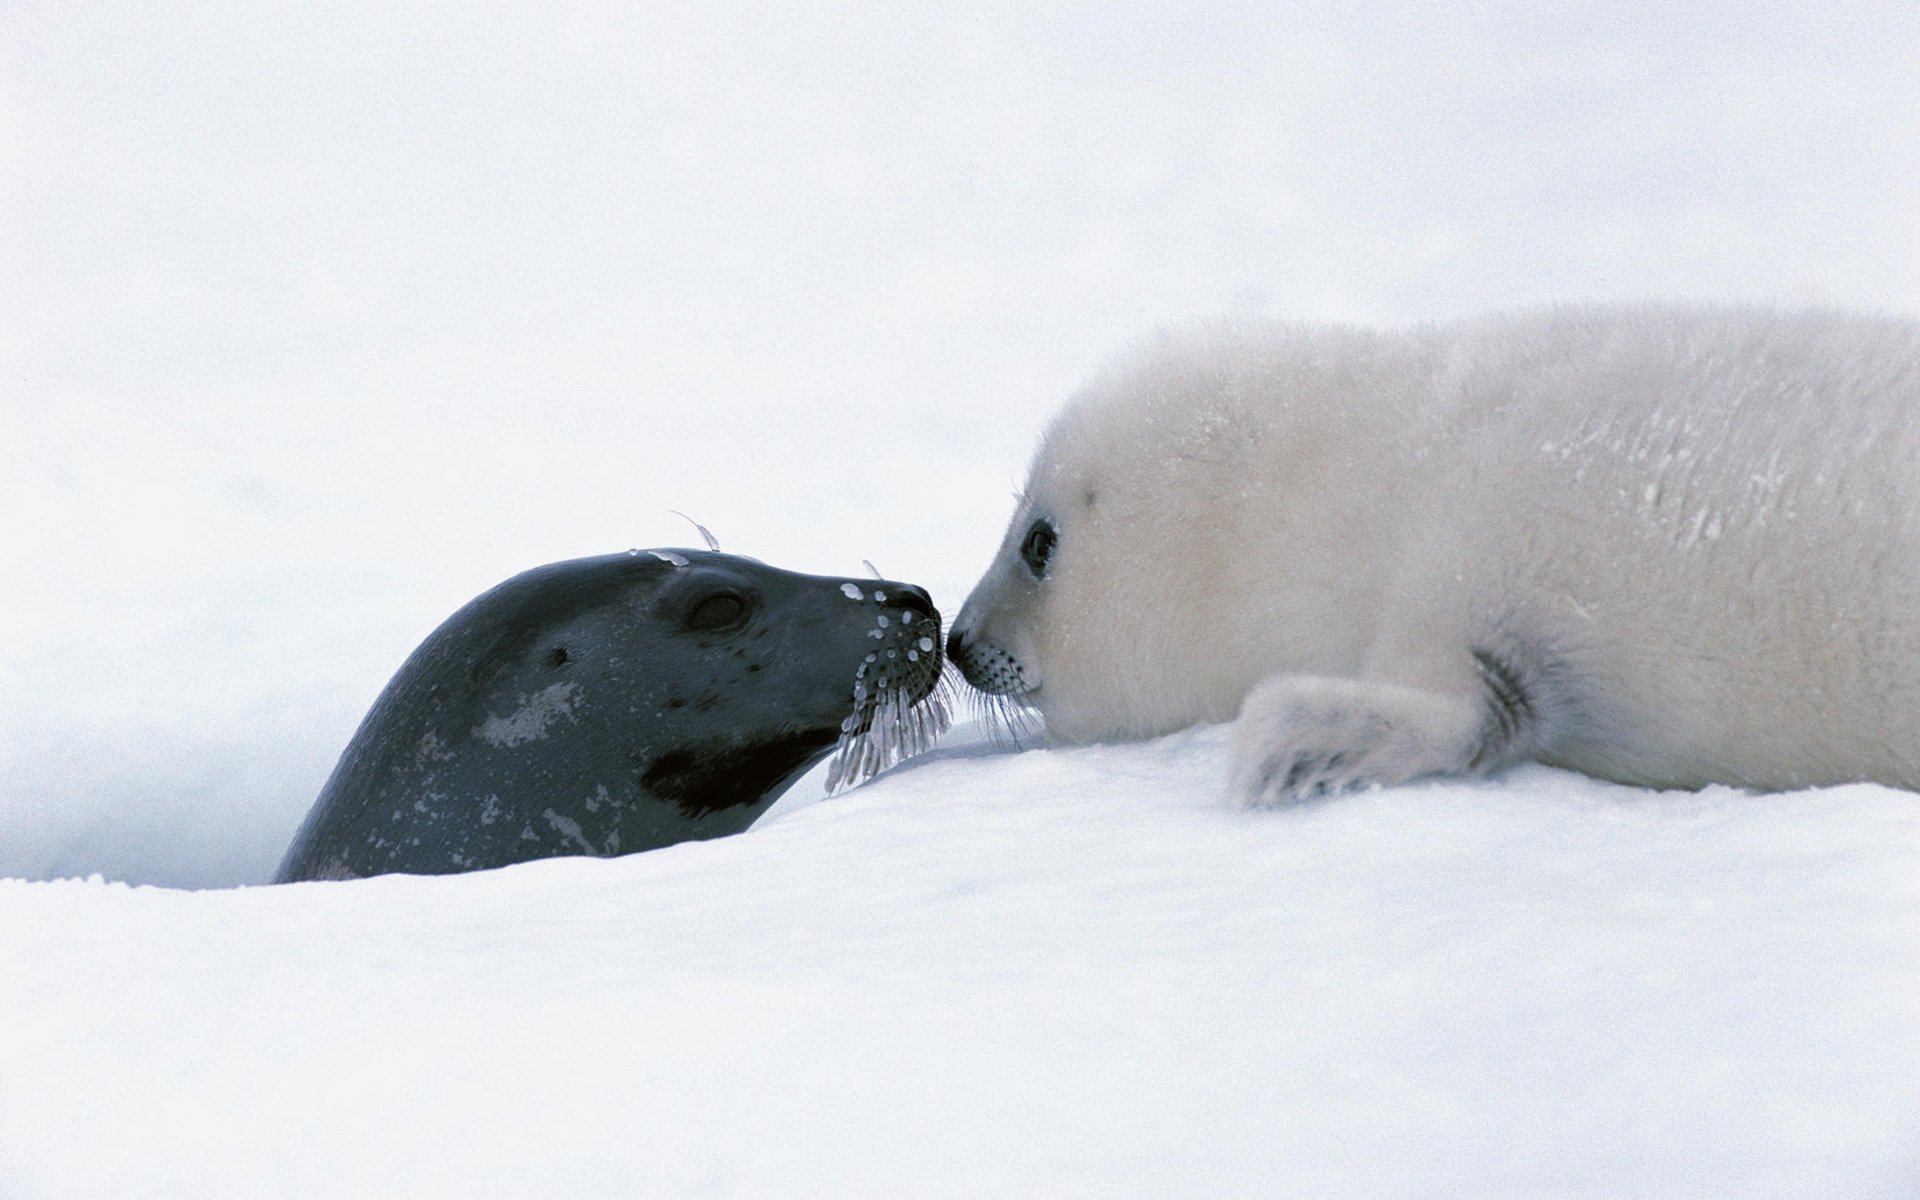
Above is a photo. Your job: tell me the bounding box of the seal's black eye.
[687,592,748,632]
[1019,520,1057,579]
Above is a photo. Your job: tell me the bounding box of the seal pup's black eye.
[1020,520,1057,579]
[687,592,749,632]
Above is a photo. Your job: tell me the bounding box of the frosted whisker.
[667,510,722,552]
[825,668,954,794]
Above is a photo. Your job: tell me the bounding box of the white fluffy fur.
[949,304,1920,803]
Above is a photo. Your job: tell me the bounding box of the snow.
[5,730,1919,1197]
[5,1,1920,1195]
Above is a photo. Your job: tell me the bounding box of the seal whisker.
[667,510,722,552]
[958,684,1040,751]
[825,674,953,795]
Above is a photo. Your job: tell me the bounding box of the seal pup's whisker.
[954,681,1039,751]
[990,692,1042,750]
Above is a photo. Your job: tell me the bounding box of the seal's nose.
[881,583,938,624]
[944,624,966,662]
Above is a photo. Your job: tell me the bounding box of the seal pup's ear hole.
[687,591,751,633]
[545,646,572,670]
[1019,519,1058,580]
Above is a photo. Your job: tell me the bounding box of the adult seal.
[948,303,1920,805]
[277,549,946,882]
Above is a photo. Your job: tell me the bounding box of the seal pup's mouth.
[943,631,1044,749]
[824,608,954,792]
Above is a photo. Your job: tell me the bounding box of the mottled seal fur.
[948,304,1920,804]
[277,549,945,881]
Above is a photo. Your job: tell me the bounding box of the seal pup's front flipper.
[1229,644,1545,807]
[1229,676,1478,806]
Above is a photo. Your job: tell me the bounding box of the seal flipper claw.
[1230,674,1498,807]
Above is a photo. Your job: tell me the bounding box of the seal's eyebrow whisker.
[667,510,721,552]
[863,559,884,580]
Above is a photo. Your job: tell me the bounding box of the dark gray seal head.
[275,549,947,882]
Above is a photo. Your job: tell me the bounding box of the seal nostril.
[877,583,935,615]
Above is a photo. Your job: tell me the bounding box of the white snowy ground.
[4,730,1919,1198]
[5,2,1920,1196]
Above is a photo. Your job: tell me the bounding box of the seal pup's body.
[949,305,1920,803]
[278,550,945,881]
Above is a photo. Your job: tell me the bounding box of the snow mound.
[4,724,1916,1198]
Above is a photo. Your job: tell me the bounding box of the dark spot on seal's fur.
[641,730,839,816]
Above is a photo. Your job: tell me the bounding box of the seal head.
[276,550,945,881]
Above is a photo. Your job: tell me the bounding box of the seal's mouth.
[824,607,952,792]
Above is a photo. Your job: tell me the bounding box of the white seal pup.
[947,304,1920,804]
